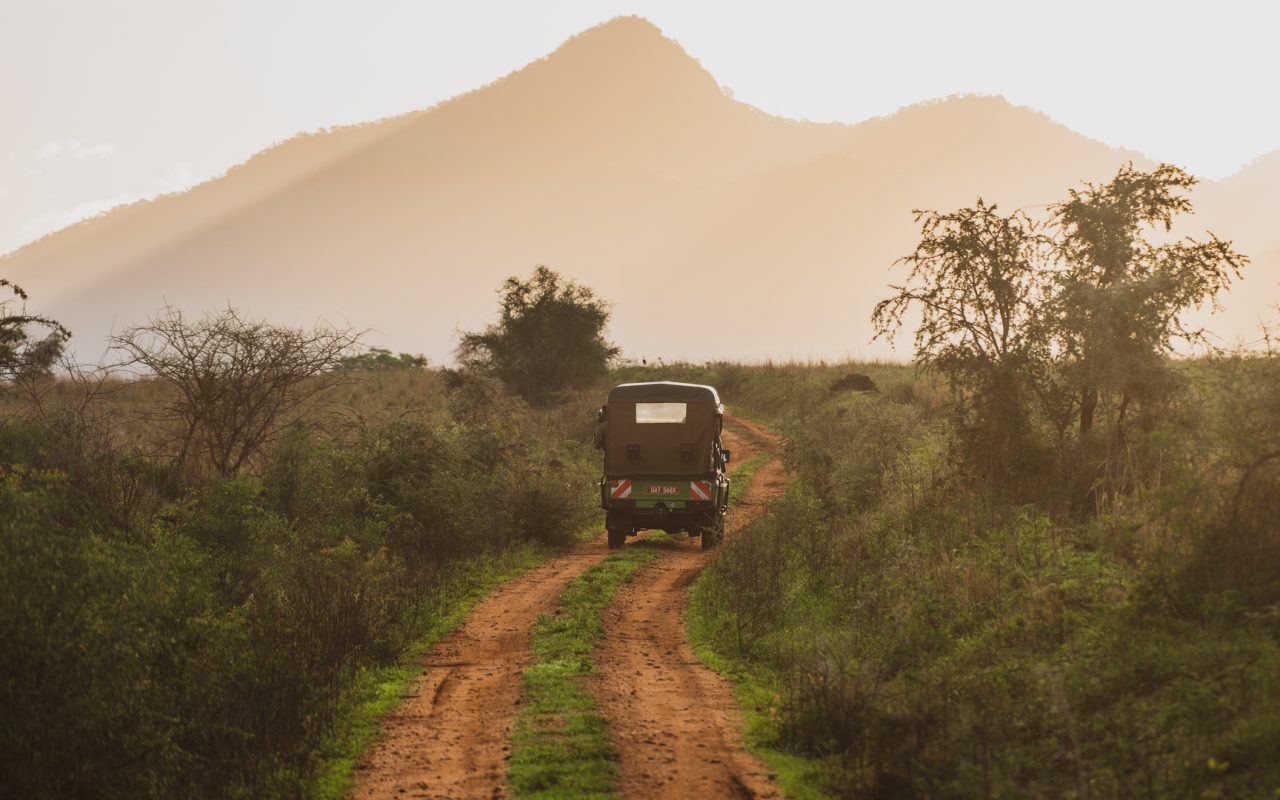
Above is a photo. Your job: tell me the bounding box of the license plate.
[645,485,679,495]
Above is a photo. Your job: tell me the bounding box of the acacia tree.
[875,164,1250,504]
[457,266,619,406]
[874,200,1051,475]
[1048,163,1248,437]
[112,306,361,477]
[0,279,69,383]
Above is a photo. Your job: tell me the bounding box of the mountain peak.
[473,13,725,133]
[532,15,718,94]
[565,15,672,49]
[585,15,665,36]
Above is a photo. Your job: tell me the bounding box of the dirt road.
[350,415,784,799]
[349,541,613,799]
[592,415,788,799]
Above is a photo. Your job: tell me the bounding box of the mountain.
[1200,150,1280,245]
[5,16,1278,362]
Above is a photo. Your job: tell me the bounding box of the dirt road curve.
[592,415,788,799]
[349,415,784,799]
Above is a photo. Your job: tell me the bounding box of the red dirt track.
[349,542,612,799]
[592,415,787,799]
[349,415,785,799]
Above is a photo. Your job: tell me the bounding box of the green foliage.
[340,347,427,371]
[873,201,1052,485]
[509,546,657,799]
[875,165,1248,496]
[304,541,555,799]
[687,359,1280,798]
[0,364,599,798]
[457,266,620,406]
[1179,352,1280,605]
[875,200,1048,369]
[1048,163,1248,439]
[0,467,213,798]
[0,278,69,383]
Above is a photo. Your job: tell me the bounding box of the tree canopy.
[874,200,1051,475]
[0,279,69,383]
[1047,163,1247,434]
[877,163,1249,481]
[874,200,1050,393]
[457,266,619,405]
[112,306,360,477]
[341,347,428,371]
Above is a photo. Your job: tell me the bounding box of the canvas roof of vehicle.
[602,382,723,476]
[606,381,721,406]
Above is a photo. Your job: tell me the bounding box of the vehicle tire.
[607,528,627,549]
[700,516,725,550]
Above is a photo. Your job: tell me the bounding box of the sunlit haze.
[3,1,1279,364]
[5,0,1278,255]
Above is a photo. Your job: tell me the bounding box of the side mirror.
[721,449,732,464]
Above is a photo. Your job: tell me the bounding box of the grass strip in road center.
[508,544,658,799]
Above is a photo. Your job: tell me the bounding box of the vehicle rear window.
[635,402,687,424]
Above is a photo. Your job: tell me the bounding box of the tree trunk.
[1115,392,1130,446]
[1079,387,1098,435]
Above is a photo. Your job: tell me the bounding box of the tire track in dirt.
[349,538,611,799]
[591,414,788,799]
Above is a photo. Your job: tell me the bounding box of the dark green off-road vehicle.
[594,381,731,550]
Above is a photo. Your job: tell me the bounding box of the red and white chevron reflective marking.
[690,480,712,501]
[610,479,632,499]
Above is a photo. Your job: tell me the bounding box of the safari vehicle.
[595,381,731,550]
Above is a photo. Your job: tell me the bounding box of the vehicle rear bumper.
[599,475,729,512]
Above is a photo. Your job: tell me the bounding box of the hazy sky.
[3,0,1278,256]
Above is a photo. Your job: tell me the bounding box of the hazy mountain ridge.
[5,15,1277,362]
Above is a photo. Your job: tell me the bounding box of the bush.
[0,468,214,798]
[690,359,1280,797]
[0,362,600,797]
[457,266,620,405]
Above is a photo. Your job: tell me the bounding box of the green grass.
[304,534,598,800]
[685,442,834,799]
[684,613,836,800]
[722,416,771,508]
[508,545,659,799]
[685,602,846,798]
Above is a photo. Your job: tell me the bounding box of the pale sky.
[3,0,1278,257]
